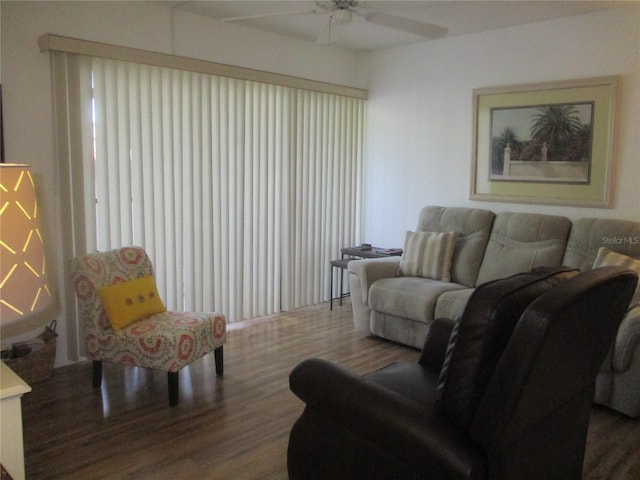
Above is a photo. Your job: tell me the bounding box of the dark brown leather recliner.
[287,266,638,480]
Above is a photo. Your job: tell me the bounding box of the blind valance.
[39,34,368,100]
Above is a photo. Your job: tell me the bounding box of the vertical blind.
[54,51,364,355]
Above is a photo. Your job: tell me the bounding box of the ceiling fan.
[216,1,449,46]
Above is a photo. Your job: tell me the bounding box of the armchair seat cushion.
[85,311,226,372]
[364,361,440,406]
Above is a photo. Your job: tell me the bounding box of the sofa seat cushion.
[434,288,475,322]
[369,277,467,324]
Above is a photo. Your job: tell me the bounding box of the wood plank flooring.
[20,300,640,479]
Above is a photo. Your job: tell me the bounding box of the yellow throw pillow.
[99,275,166,330]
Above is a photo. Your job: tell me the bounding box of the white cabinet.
[0,362,31,480]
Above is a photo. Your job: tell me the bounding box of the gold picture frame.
[470,76,619,207]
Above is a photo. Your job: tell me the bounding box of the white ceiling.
[172,1,632,52]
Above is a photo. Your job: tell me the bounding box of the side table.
[330,246,402,310]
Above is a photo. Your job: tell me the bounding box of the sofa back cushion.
[435,267,579,431]
[475,212,571,286]
[562,217,640,271]
[416,206,495,287]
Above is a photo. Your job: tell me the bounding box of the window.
[45,36,365,358]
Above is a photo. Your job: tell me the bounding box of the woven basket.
[4,320,57,384]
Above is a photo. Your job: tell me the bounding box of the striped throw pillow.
[398,231,458,281]
[593,247,640,307]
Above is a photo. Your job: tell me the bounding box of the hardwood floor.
[20,300,640,479]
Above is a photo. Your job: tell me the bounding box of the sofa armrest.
[290,358,486,479]
[613,305,640,371]
[348,257,401,305]
[348,257,401,332]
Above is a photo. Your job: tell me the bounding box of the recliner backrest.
[416,206,496,287]
[435,267,579,431]
[471,267,637,444]
[468,267,637,479]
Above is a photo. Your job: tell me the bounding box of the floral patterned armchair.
[71,246,226,406]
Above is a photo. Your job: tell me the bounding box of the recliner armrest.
[290,358,486,479]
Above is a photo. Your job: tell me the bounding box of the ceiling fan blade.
[366,12,448,39]
[217,8,317,23]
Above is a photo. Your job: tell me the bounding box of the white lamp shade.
[0,164,52,325]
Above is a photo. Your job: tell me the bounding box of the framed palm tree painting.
[470,76,618,207]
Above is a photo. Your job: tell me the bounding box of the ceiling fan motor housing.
[334,0,360,8]
[316,1,361,12]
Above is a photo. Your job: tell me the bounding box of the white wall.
[0,1,362,364]
[362,6,640,248]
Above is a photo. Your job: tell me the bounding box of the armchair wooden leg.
[92,360,102,389]
[168,371,179,407]
[214,346,224,376]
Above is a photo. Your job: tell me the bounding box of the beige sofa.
[348,206,640,417]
